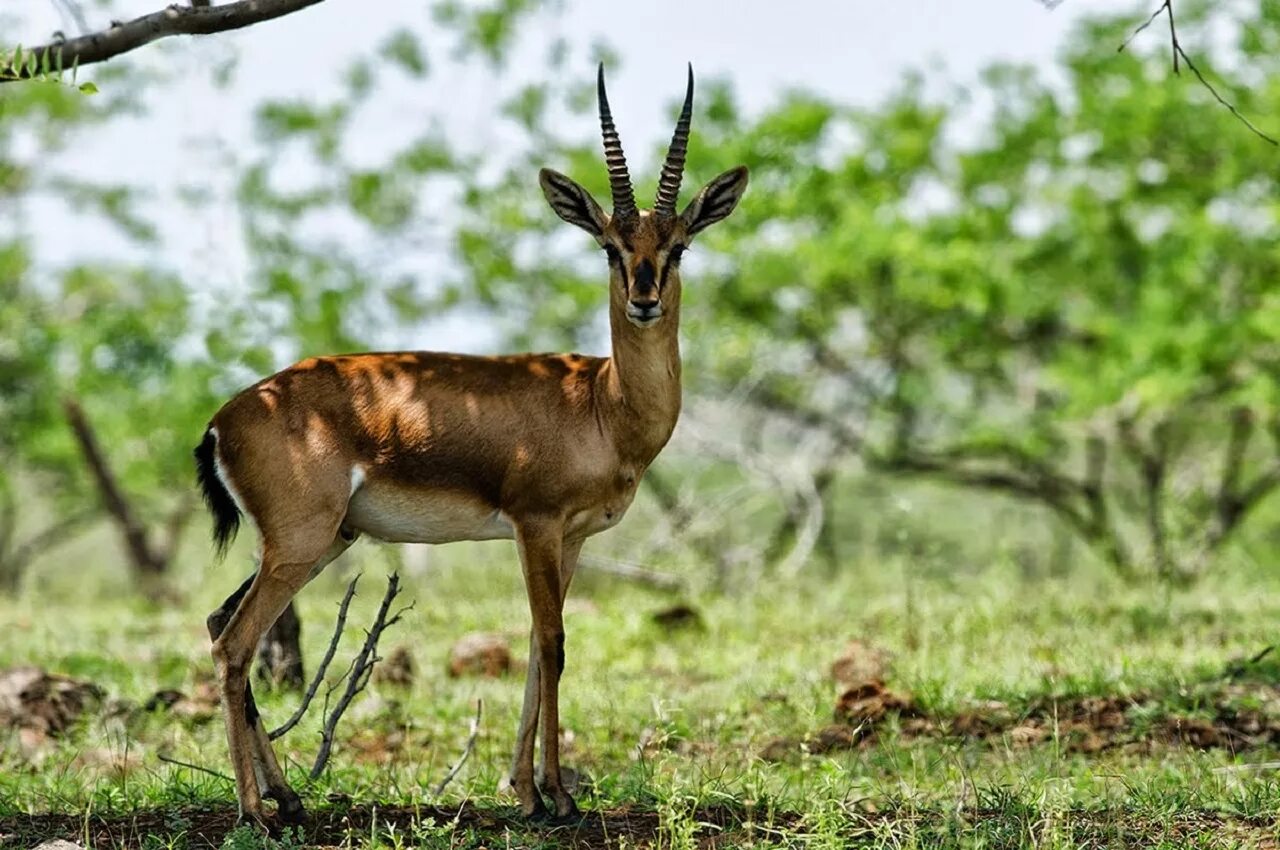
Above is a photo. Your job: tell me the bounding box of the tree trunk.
[62,399,167,581]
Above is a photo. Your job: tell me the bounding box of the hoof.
[551,794,581,822]
[519,790,550,820]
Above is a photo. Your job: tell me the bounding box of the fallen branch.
[269,575,360,741]
[434,699,483,796]
[2,0,329,82]
[578,554,685,591]
[309,573,411,780]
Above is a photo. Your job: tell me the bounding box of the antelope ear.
[540,168,608,239]
[679,166,749,238]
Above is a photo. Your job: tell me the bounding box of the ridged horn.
[597,63,637,220]
[654,63,694,218]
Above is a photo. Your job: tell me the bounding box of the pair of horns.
[597,63,693,220]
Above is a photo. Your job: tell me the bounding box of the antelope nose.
[626,299,662,325]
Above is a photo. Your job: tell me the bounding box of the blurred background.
[2,0,1277,599]
[4,1,1280,840]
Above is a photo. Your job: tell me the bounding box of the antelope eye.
[668,245,686,263]
[603,244,622,263]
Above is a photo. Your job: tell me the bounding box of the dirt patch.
[448,633,513,678]
[830,639,892,687]
[0,667,103,754]
[765,680,1280,760]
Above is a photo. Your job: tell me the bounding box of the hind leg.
[209,535,352,824]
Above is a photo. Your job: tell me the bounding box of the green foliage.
[422,2,1280,579]
[2,0,1278,587]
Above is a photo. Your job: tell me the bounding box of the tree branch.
[1118,0,1277,145]
[1117,417,1172,578]
[269,575,360,741]
[1206,406,1253,550]
[6,508,97,578]
[577,555,685,591]
[2,0,329,82]
[310,573,410,780]
[62,397,167,580]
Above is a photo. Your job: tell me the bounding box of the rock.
[32,841,85,850]
[373,645,416,687]
[830,639,891,688]
[448,633,512,678]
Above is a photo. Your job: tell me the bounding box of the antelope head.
[540,64,749,328]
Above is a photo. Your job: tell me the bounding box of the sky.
[13,0,1146,352]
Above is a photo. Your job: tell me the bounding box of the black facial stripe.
[660,256,681,287]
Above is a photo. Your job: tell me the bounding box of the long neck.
[602,299,682,461]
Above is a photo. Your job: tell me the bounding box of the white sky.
[13,0,1143,352]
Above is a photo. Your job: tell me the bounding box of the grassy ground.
[4,535,1280,848]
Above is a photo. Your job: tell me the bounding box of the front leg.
[513,520,579,820]
[507,538,582,807]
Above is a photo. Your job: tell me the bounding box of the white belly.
[344,483,514,544]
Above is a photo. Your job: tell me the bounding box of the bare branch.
[1119,0,1278,145]
[158,752,232,783]
[63,397,167,581]
[1117,417,1172,577]
[1118,2,1168,54]
[2,0,329,83]
[6,508,97,576]
[433,699,483,796]
[577,554,685,591]
[269,575,360,741]
[310,573,410,780]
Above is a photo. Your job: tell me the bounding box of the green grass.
[4,536,1280,848]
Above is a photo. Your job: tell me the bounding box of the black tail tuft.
[194,429,241,558]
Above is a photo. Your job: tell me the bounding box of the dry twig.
[578,554,685,590]
[1118,0,1277,145]
[269,575,360,741]
[433,699,483,796]
[157,752,232,783]
[309,573,411,780]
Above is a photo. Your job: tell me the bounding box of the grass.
[4,530,1280,848]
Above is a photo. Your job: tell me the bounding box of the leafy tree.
[413,2,1280,580]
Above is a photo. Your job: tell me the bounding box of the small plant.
[218,824,305,850]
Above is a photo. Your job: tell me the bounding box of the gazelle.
[194,64,748,825]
